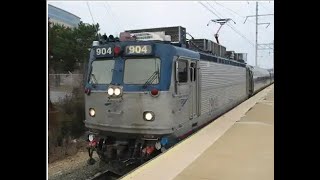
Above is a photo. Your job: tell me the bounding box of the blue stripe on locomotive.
[87,42,200,92]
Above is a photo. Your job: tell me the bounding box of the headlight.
[143,111,155,121]
[88,134,94,142]
[89,108,95,117]
[114,88,121,96]
[107,88,114,95]
[145,113,153,120]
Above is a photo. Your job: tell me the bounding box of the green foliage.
[48,86,86,162]
[48,21,100,73]
[55,87,86,139]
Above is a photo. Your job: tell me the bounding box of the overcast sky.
[47,1,274,69]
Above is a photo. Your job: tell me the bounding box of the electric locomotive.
[84,26,273,175]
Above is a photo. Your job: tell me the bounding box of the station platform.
[121,84,274,180]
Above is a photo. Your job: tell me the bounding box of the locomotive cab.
[84,39,178,173]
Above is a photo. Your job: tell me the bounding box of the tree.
[48,20,99,110]
[48,21,100,73]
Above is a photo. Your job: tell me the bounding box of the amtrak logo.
[176,97,189,112]
[180,98,188,107]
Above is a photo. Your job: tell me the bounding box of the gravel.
[48,151,110,180]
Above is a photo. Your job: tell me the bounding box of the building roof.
[48,4,81,19]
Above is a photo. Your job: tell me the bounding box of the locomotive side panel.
[199,61,247,120]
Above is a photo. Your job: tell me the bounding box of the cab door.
[175,57,201,132]
[189,61,199,120]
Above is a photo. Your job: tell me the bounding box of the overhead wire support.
[199,1,255,47]
[207,18,236,44]
[257,43,274,50]
[244,2,273,67]
[258,23,270,28]
[214,1,269,34]
[244,14,274,24]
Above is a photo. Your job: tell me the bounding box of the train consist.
[84,26,274,175]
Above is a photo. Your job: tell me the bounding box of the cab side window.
[177,60,188,83]
[190,63,196,81]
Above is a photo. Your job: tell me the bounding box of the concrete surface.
[121,84,274,180]
[174,87,274,180]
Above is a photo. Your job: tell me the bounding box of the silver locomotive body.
[170,55,248,139]
[84,41,272,174]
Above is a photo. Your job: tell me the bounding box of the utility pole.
[244,2,273,67]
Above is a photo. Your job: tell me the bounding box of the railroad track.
[87,170,121,180]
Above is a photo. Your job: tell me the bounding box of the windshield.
[124,58,161,84]
[89,59,115,84]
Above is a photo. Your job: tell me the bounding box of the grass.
[48,86,87,163]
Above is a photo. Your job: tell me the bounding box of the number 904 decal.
[125,45,152,55]
[95,46,114,57]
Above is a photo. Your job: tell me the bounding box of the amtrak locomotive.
[84,26,273,175]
